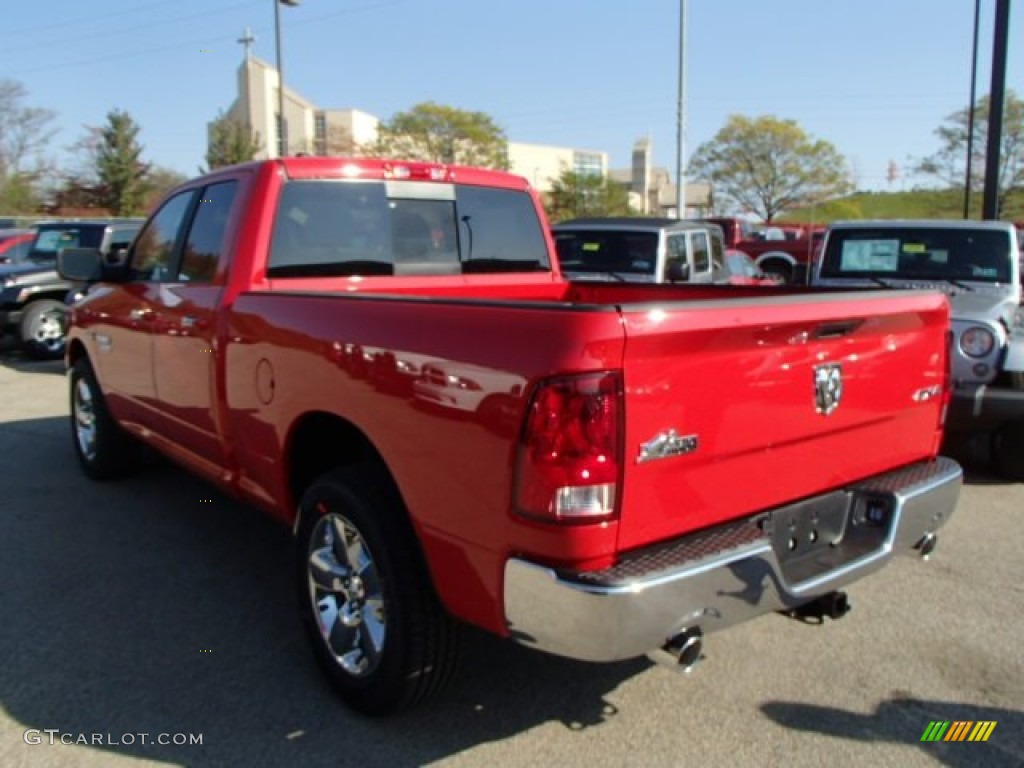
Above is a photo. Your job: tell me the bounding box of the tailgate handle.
[812,320,862,339]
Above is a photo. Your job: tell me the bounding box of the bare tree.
[915,91,1023,216]
[0,79,58,212]
[317,123,357,156]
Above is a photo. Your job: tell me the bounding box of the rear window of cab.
[267,179,550,278]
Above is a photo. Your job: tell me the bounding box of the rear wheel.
[991,422,1024,481]
[759,259,793,284]
[20,299,68,359]
[295,466,460,715]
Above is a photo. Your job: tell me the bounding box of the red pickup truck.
[59,157,961,715]
[707,217,825,284]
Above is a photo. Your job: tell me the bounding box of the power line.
[4,0,195,36]
[5,0,409,78]
[0,1,263,60]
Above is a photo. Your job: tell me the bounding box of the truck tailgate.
[616,289,949,551]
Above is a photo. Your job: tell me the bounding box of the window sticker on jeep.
[583,242,601,251]
[840,239,899,271]
[902,243,926,253]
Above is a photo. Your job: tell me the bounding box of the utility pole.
[274,0,300,158]
[964,0,981,218]
[675,0,687,219]
[982,0,1011,220]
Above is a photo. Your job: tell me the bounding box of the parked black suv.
[0,219,142,359]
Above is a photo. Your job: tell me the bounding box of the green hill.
[782,188,1023,224]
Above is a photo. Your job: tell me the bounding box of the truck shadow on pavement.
[1,415,646,767]
[761,697,1023,768]
[941,434,1011,487]
[0,340,65,375]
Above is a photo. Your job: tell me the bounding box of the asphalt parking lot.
[1,346,1021,768]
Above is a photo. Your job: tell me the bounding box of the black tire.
[295,466,460,715]
[760,260,793,285]
[69,357,136,480]
[20,299,68,360]
[991,422,1024,482]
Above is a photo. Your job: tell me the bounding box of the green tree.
[544,169,633,222]
[145,166,187,208]
[93,109,150,216]
[204,110,262,171]
[368,102,508,169]
[915,91,1024,217]
[0,79,57,213]
[688,115,851,222]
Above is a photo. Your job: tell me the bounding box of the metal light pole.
[963,0,981,218]
[675,0,688,219]
[982,0,1012,220]
[274,0,300,157]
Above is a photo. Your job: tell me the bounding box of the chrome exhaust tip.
[648,627,703,673]
[917,532,938,560]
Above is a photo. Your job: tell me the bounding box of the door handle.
[129,307,155,321]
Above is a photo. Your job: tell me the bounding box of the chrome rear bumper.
[503,457,962,663]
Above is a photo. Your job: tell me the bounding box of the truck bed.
[226,278,949,630]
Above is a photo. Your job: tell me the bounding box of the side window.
[131,192,195,281]
[709,229,725,271]
[664,233,688,280]
[179,181,239,282]
[691,231,710,274]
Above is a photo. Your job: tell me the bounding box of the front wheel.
[295,467,460,715]
[20,299,68,359]
[69,358,136,480]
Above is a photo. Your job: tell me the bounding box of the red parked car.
[0,228,34,264]
[721,249,784,285]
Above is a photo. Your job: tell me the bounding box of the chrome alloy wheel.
[35,310,66,352]
[73,377,97,461]
[307,508,386,677]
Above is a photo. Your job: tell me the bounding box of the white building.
[219,54,696,207]
[506,142,607,194]
[609,138,712,217]
[224,55,379,158]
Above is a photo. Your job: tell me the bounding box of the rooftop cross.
[237,27,256,59]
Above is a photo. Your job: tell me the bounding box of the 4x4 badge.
[814,363,843,415]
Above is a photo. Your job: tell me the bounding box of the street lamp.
[675,0,688,219]
[274,0,300,157]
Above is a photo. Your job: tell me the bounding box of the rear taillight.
[514,371,623,522]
